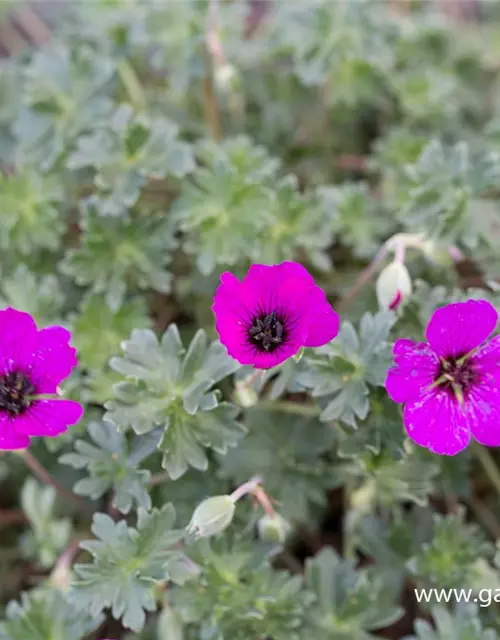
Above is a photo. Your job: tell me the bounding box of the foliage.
[69,505,197,631]
[0,588,103,640]
[105,325,244,479]
[60,420,153,514]
[20,479,72,569]
[299,312,396,425]
[404,604,498,640]
[304,547,403,639]
[2,2,500,639]
[170,537,311,640]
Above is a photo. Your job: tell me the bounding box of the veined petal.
[385,339,440,403]
[403,389,471,455]
[467,378,500,447]
[303,286,339,348]
[0,308,37,374]
[426,299,498,358]
[28,326,78,387]
[0,413,30,450]
[15,399,83,437]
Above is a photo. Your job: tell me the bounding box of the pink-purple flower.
[212,261,339,369]
[0,308,83,450]
[386,299,500,455]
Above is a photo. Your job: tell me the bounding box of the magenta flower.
[386,299,500,455]
[0,308,83,450]
[212,261,339,369]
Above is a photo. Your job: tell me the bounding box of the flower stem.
[229,475,277,518]
[467,497,500,539]
[19,451,93,514]
[50,538,83,589]
[260,399,321,417]
[229,475,263,503]
[149,471,169,487]
[337,243,389,312]
[203,0,222,140]
[472,442,500,498]
[244,369,264,387]
[118,59,147,112]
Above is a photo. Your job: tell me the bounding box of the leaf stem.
[19,450,93,514]
[50,538,84,589]
[203,0,222,140]
[149,471,170,487]
[118,59,147,112]
[467,497,500,539]
[337,244,389,312]
[259,399,321,417]
[230,475,277,518]
[472,442,500,498]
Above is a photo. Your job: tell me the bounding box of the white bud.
[257,513,292,544]
[214,63,240,93]
[157,603,184,640]
[234,380,258,408]
[350,479,376,513]
[376,261,412,310]
[186,495,235,539]
[49,563,72,591]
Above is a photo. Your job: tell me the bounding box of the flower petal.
[0,413,30,450]
[425,299,498,357]
[28,326,78,386]
[242,262,316,318]
[403,389,471,455]
[250,341,303,369]
[465,342,500,446]
[212,272,253,325]
[15,400,83,437]
[472,334,500,381]
[0,308,37,373]
[302,286,339,348]
[467,391,500,447]
[385,339,440,403]
[245,261,315,289]
[212,262,334,368]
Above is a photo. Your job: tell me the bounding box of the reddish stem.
[20,451,93,514]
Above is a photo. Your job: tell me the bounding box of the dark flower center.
[249,311,285,353]
[435,355,477,399]
[0,371,36,416]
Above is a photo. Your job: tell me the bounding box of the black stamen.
[249,311,285,353]
[0,371,36,416]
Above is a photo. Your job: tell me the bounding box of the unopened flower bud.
[350,479,376,513]
[157,602,184,640]
[257,513,292,544]
[186,495,235,539]
[49,563,72,591]
[234,380,258,408]
[376,261,412,311]
[214,63,240,93]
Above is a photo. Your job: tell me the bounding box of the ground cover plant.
[2,1,500,638]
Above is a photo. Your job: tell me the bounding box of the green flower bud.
[257,513,292,544]
[376,260,412,310]
[234,380,258,408]
[157,602,184,640]
[214,63,241,93]
[186,495,235,539]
